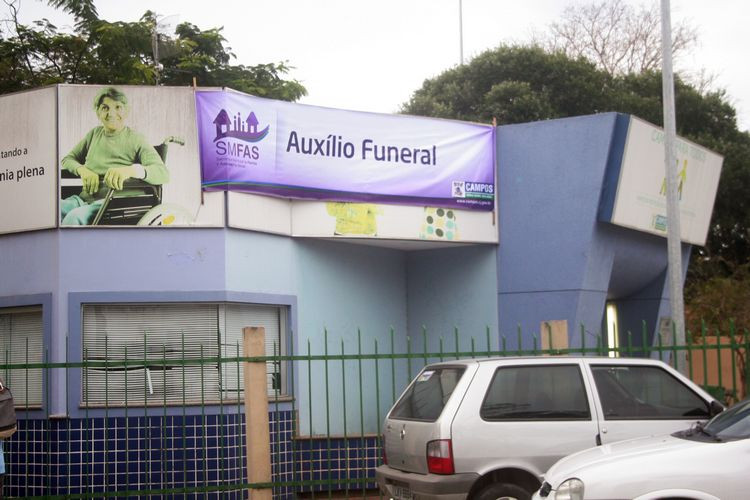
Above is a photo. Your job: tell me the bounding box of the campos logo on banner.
[195,90,495,210]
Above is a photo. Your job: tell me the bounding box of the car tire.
[475,482,531,500]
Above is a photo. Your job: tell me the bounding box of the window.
[481,365,590,420]
[0,306,43,408]
[221,304,285,397]
[592,365,710,420]
[81,302,287,406]
[390,367,466,421]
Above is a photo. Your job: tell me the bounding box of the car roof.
[422,355,670,369]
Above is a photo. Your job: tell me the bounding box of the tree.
[0,1,306,101]
[404,45,612,123]
[686,262,750,400]
[401,45,750,329]
[533,0,699,76]
[686,263,750,333]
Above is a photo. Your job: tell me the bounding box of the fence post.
[540,320,568,355]
[244,327,272,500]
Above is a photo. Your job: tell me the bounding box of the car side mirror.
[709,400,724,417]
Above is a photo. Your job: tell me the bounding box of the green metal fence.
[0,324,748,498]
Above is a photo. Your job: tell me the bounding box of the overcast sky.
[15,0,750,130]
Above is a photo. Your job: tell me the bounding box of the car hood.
[543,433,700,484]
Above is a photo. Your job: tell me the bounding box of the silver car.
[375,356,721,500]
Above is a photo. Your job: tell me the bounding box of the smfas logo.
[213,109,270,161]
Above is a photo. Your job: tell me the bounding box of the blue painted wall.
[0,227,418,433]
[497,114,619,347]
[496,113,691,351]
[406,245,499,354]
[225,229,298,295]
[0,231,61,415]
[293,239,408,434]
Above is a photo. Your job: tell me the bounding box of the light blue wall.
[0,231,61,415]
[294,239,408,434]
[58,229,231,415]
[2,229,301,417]
[225,229,298,295]
[287,240,500,434]
[0,226,474,433]
[58,228,227,292]
[0,231,59,296]
[406,245,499,354]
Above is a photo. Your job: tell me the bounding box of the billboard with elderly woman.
[58,85,223,227]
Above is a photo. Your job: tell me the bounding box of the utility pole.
[152,28,160,85]
[459,0,464,65]
[660,0,687,373]
[151,14,178,86]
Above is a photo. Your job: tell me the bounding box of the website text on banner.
[195,90,495,210]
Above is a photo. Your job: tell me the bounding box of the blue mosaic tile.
[2,408,384,498]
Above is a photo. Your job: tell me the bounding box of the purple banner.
[196,90,495,210]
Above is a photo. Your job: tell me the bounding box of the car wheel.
[475,482,531,500]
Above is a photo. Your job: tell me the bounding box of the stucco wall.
[496,113,690,350]
[406,245,499,353]
[294,239,408,434]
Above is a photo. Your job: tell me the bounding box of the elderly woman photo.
[60,87,169,225]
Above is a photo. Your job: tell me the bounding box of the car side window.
[591,365,710,420]
[480,365,590,421]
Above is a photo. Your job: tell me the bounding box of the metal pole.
[660,0,686,373]
[459,0,464,65]
[152,29,159,85]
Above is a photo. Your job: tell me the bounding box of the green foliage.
[404,46,611,123]
[482,81,555,124]
[46,0,98,27]
[686,263,750,333]
[0,3,306,101]
[402,44,750,302]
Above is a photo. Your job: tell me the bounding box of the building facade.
[0,85,722,497]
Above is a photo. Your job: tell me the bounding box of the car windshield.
[703,399,750,440]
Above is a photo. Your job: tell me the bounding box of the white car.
[534,398,750,500]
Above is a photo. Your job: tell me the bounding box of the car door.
[451,360,601,477]
[585,361,713,444]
